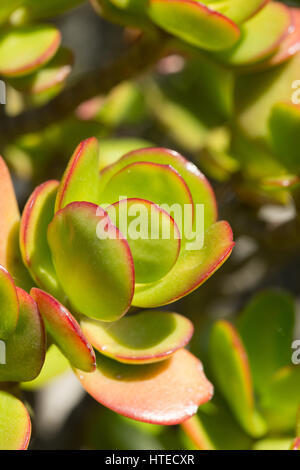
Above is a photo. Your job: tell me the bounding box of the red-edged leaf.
[0,288,45,382]
[31,288,96,372]
[149,0,240,51]
[75,348,213,424]
[20,180,64,299]
[55,137,100,212]
[0,24,61,77]
[132,221,234,308]
[0,391,31,450]
[99,147,218,230]
[0,157,20,268]
[80,310,193,364]
[48,202,134,322]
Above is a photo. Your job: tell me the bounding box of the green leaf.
[55,137,100,212]
[20,180,64,299]
[149,0,240,51]
[235,50,300,141]
[31,288,96,372]
[259,7,300,69]
[260,366,300,433]
[201,0,269,24]
[81,310,193,364]
[238,290,295,394]
[217,2,291,66]
[99,147,218,231]
[133,221,234,308]
[210,320,266,437]
[100,161,193,239]
[0,157,20,269]
[106,199,181,283]
[75,349,213,424]
[0,288,45,382]
[22,0,86,19]
[9,47,73,95]
[0,265,19,340]
[269,103,300,174]
[0,391,31,450]
[0,24,61,77]
[98,138,153,171]
[48,202,134,322]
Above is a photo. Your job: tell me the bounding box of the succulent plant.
[0,138,235,448]
[182,291,300,450]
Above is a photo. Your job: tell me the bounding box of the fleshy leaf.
[106,199,181,283]
[201,0,269,24]
[22,0,86,20]
[217,2,291,66]
[0,288,45,382]
[260,366,300,433]
[9,47,73,95]
[0,25,61,77]
[133,221,234,308]
[98,138,153,171]
[0,391,31,450]
[149,0,240,51]
[99,147,217,230]
[20,180,64,299]
[80,310,193,364]
[260,8,300,68]
[0,265,19,340]
[235,50,300,141]
[269,103,300,174]
[48,202,134,321]
[238,290,295,394]
[210,320,266,437]
[55,137,100,212]
[0,157,20,269]
[75,349,213,424]
[31,288,96,372]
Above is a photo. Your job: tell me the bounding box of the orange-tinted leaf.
[75,349,213,424]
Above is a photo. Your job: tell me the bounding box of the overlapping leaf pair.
[0,0,81,102]
[0,139,234,447]
[183,291,300,450]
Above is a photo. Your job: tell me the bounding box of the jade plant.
[182,291,300,450]
[0,138,234,449]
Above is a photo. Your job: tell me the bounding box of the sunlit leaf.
[75,349,213,424]
[20,180,64,299]
[217,2,291,66]
[48,202,134,321]
[0,25,61,77]
[0,265,19,340]
[0,288,45,382]
[106,199,181,283]
[133,221,234,307]
[81,310,193,364]
[55,137,100,211]
[0,391,31,450]
[149,0,240,51]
